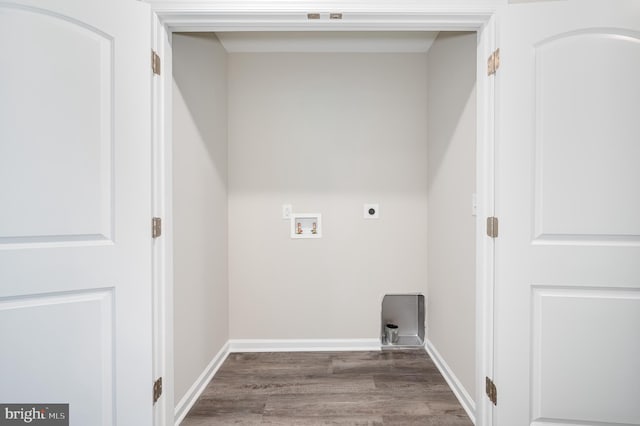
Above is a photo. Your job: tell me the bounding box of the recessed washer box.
[291,213,322,239]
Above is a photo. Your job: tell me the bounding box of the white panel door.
[0,0,152,425]
[495,1,640,425]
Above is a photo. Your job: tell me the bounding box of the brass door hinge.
[487,48,500,76]
[153,377,163,404]
[152,50,161,75]
[486,216,498,238]
[485,376,497,405]
[152,217,162,238]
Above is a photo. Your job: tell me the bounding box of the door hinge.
[487,48,500,76]
[486,216,499,238]
[152,217,162,238]
[485,376,497,405]
[151,50,161,75]
[153,377,163,404]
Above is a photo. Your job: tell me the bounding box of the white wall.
[426,32,477,400]
[172,33,228,404]
[227,53,428,339]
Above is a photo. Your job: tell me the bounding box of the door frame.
[149,2,501,425]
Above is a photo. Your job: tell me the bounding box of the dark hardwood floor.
[181,349,473,425]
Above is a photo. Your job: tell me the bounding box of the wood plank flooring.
[181,349,473,425]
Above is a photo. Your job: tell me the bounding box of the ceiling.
[215,31,439,53]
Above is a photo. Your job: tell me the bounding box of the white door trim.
[151,13,174,426]
[148,3,500,425]
[149,0,502,32]
[475,12,498,426]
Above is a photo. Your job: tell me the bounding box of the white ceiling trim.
[148,0,504,13]
[148,0,503,32]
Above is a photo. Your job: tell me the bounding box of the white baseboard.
[174,341,230,426]
[425,339,476,424]
[228,338,381,352]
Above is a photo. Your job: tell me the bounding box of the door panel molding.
[531,286,640,425]
[0,288,115,425]
[0,4,115,246]
[532,28,640,244]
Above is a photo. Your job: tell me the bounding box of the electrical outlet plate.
[364,203,379,219]
[282,204,292,219]
[471,194,477,216]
